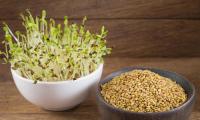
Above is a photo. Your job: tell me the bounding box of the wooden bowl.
[96,67,196,120]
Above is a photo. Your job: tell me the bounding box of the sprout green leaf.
[0,10,111,82]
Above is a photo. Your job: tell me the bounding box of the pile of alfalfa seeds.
[101,70,187,112]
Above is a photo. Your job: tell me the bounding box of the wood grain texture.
[0,1,199,120]
[0,57,200,120]
[0,0,200,19]
[0,20,200,57]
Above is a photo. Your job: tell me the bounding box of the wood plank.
[0,113,100,120]
[190,112,200,120]
[1,20,200,57]
[0,112,199,120]
[0,82,98,114]
[0,57,200,119]
[0,57,200,114]
[0,0,200,19]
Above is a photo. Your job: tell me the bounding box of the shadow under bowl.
[96,67,196,120]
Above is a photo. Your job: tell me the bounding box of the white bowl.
[11,64,103,111]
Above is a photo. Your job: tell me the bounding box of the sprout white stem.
[7,27,19,43]
[1,10,111,82]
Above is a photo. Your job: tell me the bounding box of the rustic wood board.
[0,57,199,120]
[0,0,200,19]
[1,20,200,57]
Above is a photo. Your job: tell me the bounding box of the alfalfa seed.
[101,70,187,112]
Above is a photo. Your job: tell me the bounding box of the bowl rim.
[96,66,196,115]
[11,63,103,84]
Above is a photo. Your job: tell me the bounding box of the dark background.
[0,0,200,120]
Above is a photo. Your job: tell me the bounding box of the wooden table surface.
[0,57,199,120]
[0,1,200,119]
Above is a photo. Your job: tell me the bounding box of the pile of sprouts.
[0,10,111,83]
